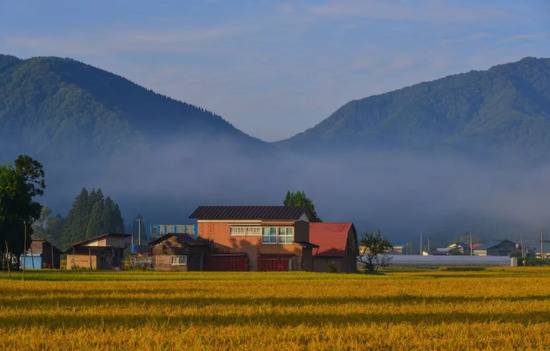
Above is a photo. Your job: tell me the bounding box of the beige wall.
[66,254,97,270]
[66,250,121,270]
[152,255,188,272]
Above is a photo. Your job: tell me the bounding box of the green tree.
[358,231,393,273]
[85,189,104,237]
[60,188,89,249]
[59,188,125,249]
[284,191,321,222]
[102,197,124,233]
[0,155,45,269]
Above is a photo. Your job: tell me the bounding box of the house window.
[262,227,278,244]
[278,227,294,244]
[262,227,294,244]
[230,226,262,236]
[171,255,187,266]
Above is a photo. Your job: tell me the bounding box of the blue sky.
[1,0,549,141]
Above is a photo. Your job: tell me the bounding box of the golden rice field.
[0,268,549,350]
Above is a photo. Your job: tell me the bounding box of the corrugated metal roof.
[475,240,516,250]
[189,206,308,220]
[310,222,354,257]
[147,233,208,246]
[69,233,130,248]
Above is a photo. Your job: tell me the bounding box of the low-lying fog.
[32,137,550,247]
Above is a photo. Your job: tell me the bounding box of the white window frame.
[230,226,262,236]
[262,227,278,244]
[170,255,187,266]
[278,227,294,244]
[262,227,294,245]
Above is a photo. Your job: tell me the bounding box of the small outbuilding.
[20,235,61,269]
[310,222,358,273]
[148,233,209,271]
[66,233,130,270]
[474,240,519,257]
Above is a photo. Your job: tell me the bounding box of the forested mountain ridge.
[4,54,550,163]
[0,54,267,162]
[280,57,550,160]
[2,54,550,240]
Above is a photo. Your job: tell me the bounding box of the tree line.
[1,155,125,270]
[34,188,125,250]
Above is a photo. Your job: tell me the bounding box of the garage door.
[206,254,249,271]
[258,255,292,271]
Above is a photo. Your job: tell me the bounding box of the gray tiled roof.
[189,206,308,220]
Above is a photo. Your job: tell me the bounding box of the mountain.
[0,54,267,162]
[4,54,550,164]
[3,54,550,242]
[281,57,550,161]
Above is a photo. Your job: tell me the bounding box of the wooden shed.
[148,233,209,271]
[66,233,130,270]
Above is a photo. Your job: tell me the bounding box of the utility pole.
[22,221,26,281]
[419,232,423,255]
[541,231,544,259]
[520,235,524,259]
[5,241,10,279]
[138,218,141,247]
[469,232,473,256]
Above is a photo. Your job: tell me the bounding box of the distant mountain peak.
[0,54,20,70]
[0,54,267,162]
[280,57,550,161]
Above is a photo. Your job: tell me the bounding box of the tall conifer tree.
[59,188,124,249]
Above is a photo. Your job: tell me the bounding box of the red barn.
[310,222,358,273]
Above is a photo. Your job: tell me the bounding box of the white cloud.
[307,0,508,24]
[440,32,491,46]
[498,32,550,44]
[2,25,245,58]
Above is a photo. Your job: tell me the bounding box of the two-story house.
[189,206,317,271]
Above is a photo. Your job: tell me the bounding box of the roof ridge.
[189,205,308,220]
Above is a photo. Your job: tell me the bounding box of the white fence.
[377,254,514,266]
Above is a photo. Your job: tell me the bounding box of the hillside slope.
[281,57,550,160]
[0,54,266,161]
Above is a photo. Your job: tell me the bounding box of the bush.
[522,257,550,266]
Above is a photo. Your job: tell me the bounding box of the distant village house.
[66,233,130,270]
[20,235,61,269]
[148,233,208,271]
[473,240,519,257]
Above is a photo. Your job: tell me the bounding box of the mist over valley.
[2,54,550,246]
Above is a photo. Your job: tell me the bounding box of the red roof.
[310,222,354,257]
